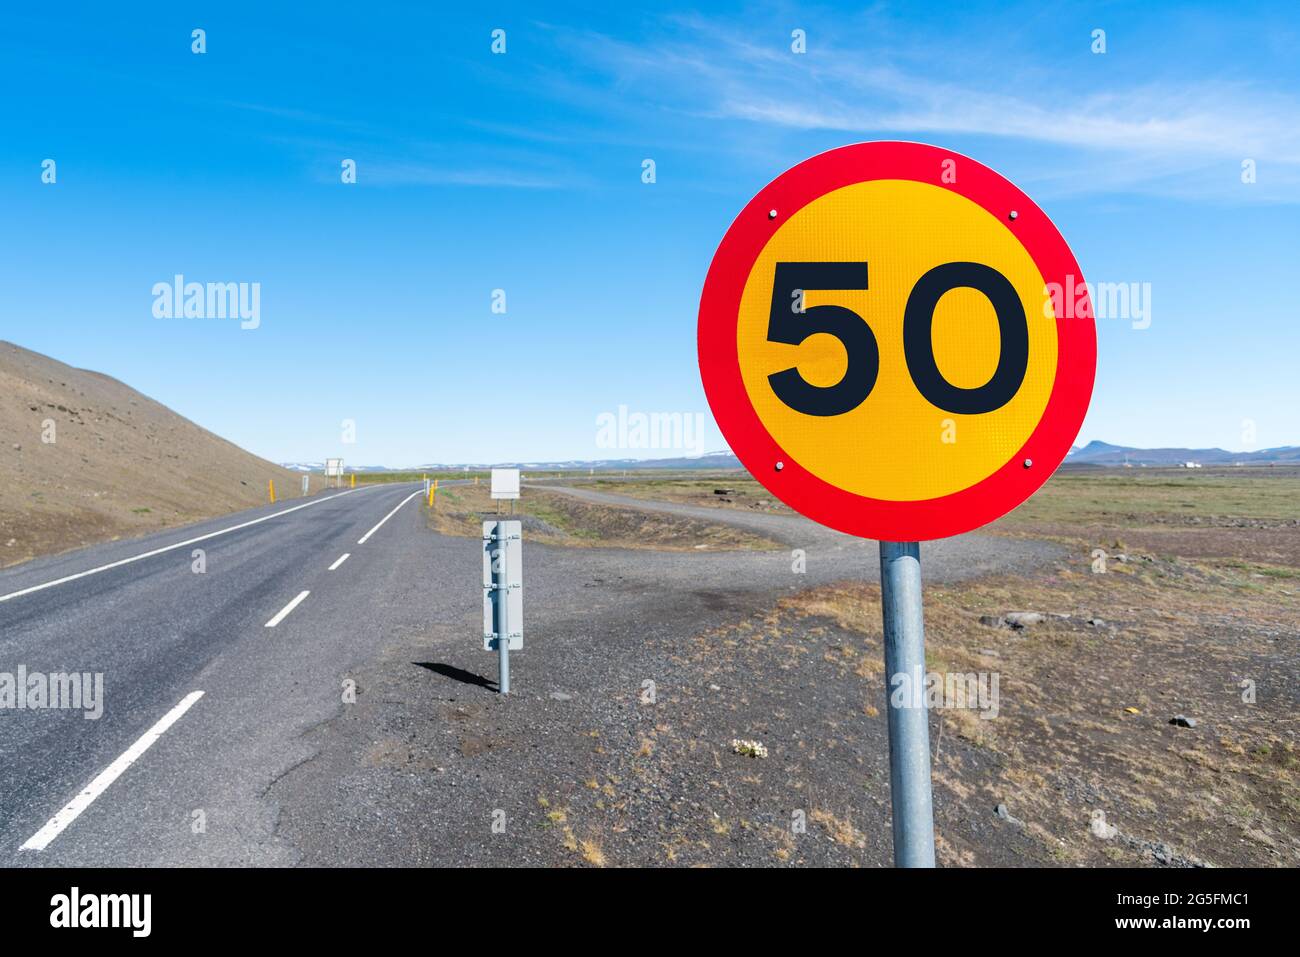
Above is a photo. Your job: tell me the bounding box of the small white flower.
[731,738,768,758]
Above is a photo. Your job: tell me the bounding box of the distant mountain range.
[279,451,745,473]
[281,442,1300,473]
[1066,440,1300,466]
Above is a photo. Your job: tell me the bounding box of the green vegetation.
[588,475,784,512]
[330,470,489,485]
[999,467,1300,527]
[427,481,780,551]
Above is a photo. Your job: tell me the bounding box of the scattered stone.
[1086,617,1106,627]
[708,683,721,692]
[1124,707,1141,715]
[994,803,1023,826]
[1089,809,1117,840]
[978,615,1005,629]
[1169,715,1198,729]
[1005,611,1045,628]
[1118,834,1205,867]
[731,738,768,758]
[548,691,572,701]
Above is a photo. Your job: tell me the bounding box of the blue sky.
[3,1,1298,465]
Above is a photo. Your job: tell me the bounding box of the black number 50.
[767,261,1029,416]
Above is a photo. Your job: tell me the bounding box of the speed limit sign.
[699,141,1097,866]
[698,141,1096,541]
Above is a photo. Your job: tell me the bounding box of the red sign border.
[698,141,1096,541]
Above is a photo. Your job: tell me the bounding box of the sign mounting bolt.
[1023,458,1033,468]
[775,461,784,471]
[768,209,778,220]
[1008,210,1019,221]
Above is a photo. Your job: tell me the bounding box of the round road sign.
[698,141,1096,541]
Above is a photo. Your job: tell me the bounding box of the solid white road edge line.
[357,489,424,545]
[264,590,310,628]
[20,691,206,852]
[328,553,350,571]
[0,485,384,605]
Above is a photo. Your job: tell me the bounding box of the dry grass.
[809,808,867,848]
[777,542,1300,866]
[991,466,1300,567]
[579,837,607,867]
[588,476,791,514]
[427,481,780,551]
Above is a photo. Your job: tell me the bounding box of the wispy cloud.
[546,15,1300,202]
[201,98,577,190]
[361,162,565,189]
[726,72,1297,162]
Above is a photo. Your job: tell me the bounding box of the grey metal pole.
[879,540,936,867]
[496,520,510,695]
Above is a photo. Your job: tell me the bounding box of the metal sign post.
[496,521,510,695]
[697,142,1098,868]
[493,520,509,691]
[482,520,522,694]
[879,541,935,867]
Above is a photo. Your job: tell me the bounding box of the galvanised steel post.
[496,520,510,695]
[879,540,936,867]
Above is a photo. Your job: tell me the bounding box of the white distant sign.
[490,468,520,500]
[325,458,344,477]
[483,521,522,650]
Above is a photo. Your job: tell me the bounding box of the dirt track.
[269,478,1297,868]
[270,484,1071,867]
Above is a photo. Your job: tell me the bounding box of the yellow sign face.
[735,179,1059,502]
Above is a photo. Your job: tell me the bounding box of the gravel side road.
[270,485,1062,867]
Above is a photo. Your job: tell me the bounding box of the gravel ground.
[271,486,1062,866]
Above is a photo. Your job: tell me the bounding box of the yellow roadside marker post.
[269,480,275,504]
[350,473,356,488]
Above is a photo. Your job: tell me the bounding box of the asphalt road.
[0,479,1060,866]
[0,482,430,865]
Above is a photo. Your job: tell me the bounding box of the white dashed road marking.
[265,590,310,628]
